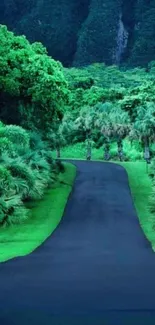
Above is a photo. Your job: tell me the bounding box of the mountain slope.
[0,0,154,67]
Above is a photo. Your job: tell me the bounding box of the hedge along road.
[0,160,155,325]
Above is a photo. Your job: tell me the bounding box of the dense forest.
[0,0,155,67]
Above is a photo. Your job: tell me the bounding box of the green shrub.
[0,123,59,225]
[7,159,35,189]
[0,124,30,148]
[0,165,12,195]
[0,194,29,226]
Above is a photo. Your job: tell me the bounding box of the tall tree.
[74,107,97,160]
[47,120,66,160]
[129,102,155,162]
[100,107,131,161]
[0,25,69,133]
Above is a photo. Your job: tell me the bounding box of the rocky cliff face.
[73,0,122,66]
[0,0,154,67]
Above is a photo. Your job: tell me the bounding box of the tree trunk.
[86,139,91,160]
[144,136,150,163]
[104,142,110,160]
[56,145,61,159]
[117,139,123,161]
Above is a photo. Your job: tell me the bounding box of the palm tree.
[93,102,115,160]
[74,107,97,160]
[129,103,155,163]
[100,106,131,161]
[58,113,78,148]
[84,110,96,160]
[85,136,93,160]
[104,138,111,160]
[47,121,66,160]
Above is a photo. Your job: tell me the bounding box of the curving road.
[0,161,155,325]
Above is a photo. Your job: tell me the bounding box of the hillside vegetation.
[0,25,155,252]
[0,0,155,67]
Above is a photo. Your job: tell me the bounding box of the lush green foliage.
[0,25,69,132]
[119,162,155,251]
[51,140,143,162]
[1,1,155,67]
[0,163,76,262]
[63,64,155,153]
[0,24,155,250]
[0,123,64,226]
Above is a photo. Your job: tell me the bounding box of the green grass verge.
[117,162,155,252]
[0,162,76,263]
[56,143,155,251]
[51,140,143,161]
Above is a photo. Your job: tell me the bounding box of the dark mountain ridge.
[0,0,155,67]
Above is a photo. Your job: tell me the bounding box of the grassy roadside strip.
[0,162,76,262]
[119,161,155,252]
[62,156,155,252]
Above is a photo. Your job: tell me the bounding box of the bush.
[0,195,29,226]
[0,123,60,225]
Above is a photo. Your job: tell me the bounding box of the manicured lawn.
[0,162,76,262]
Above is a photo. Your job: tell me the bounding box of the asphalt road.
[0,160,155,325]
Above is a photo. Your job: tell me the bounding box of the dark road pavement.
[0,161,155,325]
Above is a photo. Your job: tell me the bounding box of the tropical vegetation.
[0,24,155,256]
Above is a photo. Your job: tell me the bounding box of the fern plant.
[0,124,30,148]
[0,122,58,226]
[7,159,35,189]
[11,177,30,199]
[0,194,29,226]
[0,165,12,195]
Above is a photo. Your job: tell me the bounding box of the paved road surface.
[0,161,155,325]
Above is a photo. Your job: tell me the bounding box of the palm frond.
[11,176,30,199]
[0,194,29,226]
[6,158,36,188]
[0,124,30,148]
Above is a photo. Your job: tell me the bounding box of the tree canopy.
[0,25,69,133]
